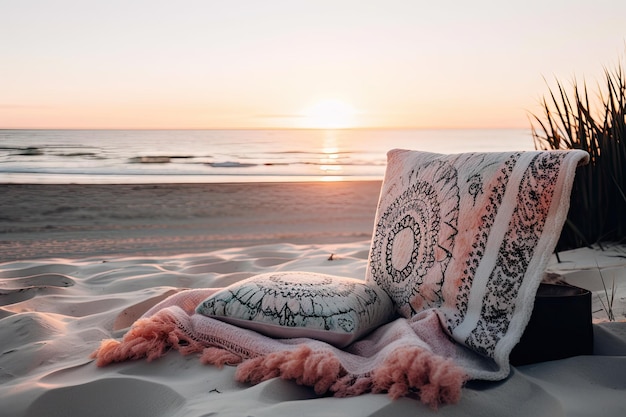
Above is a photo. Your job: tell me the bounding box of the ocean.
[0,129,535,184]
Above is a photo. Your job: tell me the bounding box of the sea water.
[0,129,535,184]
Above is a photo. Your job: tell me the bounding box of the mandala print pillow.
[365,148,588,351]
[196,271,395,348]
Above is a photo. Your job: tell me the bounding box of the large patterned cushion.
[365,148,588,334]
[195,271,395,348]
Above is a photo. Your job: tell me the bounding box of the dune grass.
[530,55,626,250]
[598,268,616,322]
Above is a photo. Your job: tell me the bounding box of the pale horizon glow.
[1,0,625,130]
[300,99,358,129]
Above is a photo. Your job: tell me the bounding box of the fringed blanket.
[92,149,589,409]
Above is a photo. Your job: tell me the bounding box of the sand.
[1,182,625,416]
[0,182,381,261]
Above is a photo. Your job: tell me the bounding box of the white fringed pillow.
[195,271,395,348]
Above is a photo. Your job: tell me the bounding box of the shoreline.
[0,181,382,262]
[0,174,385,185]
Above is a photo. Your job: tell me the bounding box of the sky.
[1,0,625,130]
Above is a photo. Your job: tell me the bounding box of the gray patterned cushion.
[195,271,395,347]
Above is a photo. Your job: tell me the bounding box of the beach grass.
[530,53,626,250]
[596,262,617,322]
[598,273,617,322]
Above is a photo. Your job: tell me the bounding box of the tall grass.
[530,57,626,250]
[597,266,616,322]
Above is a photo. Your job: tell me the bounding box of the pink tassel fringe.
[200,347,243,367]
[370,346,466,408]
[236,346,342,395]
[91,309,203,366]
[92,312,465,408]
[235,345,465,409]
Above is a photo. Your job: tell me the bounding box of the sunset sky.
[2,0,625,130]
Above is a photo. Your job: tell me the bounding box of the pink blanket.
[94,288,466,408]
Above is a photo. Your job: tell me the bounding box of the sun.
[301,99,357,129]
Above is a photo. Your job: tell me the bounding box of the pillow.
[365,148,589,327]
[195,271,395,348]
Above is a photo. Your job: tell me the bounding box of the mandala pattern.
[384,214,421,281]
[369,159,459,316]
[196,271,395,347]
[361,148,587,378]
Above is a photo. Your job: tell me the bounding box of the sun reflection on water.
[319,131,344,175]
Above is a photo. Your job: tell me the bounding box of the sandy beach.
[1,181,625,416]
[0,182,381,261]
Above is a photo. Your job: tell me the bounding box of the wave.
[4,147,45,156]
[207,162,257,168]
[130,156,172,164]
[53,152,102,159]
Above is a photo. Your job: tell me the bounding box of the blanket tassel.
[235,345,465,409]
[371,346,466,408]
[91,314,465,408]
[90,309,204,366]
[200,347,244,367]
[236,345,342,395]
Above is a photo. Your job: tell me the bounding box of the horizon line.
[0,126,532,131]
